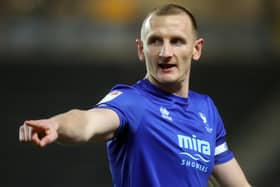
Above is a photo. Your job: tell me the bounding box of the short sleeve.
[207,97,234,164]
[94,84,145,138]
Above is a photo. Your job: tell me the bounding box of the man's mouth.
[158,64,176,70]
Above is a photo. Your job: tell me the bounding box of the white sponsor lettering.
[177,134,211,156]
[180,159,208,173]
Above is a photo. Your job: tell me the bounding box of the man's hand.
[19,119,59,147]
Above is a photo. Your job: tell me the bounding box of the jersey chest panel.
[128,99,216,176]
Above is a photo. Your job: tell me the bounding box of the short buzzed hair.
[140,4,198,39]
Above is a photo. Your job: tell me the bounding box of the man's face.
[137,13,203,87]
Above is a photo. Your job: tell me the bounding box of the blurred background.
[1,0,279,186]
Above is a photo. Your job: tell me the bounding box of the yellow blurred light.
[87,0,138,23]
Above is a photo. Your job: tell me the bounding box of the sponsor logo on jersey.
[98,90,122,104]
[177,134,211,173]
[177,134,211,158]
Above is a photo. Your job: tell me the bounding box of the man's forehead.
[141,13,192,39]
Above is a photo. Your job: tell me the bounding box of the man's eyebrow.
[147,34,161,39]
[171,35,187,42]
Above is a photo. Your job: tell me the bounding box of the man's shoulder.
[110,83,142,96]
[189,90,217,108]
[112,83,134,90]
[99,83,145,104]
[97,83,145,111]
[189,90,211,101]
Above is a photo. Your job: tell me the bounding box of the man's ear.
[136,38,145,62]
[192,38,204,61]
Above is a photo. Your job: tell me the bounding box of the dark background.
[2,58,280,187]
[1,0,280,186]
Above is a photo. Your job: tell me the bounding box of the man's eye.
[148,37,162,46]
[171,38,186,46]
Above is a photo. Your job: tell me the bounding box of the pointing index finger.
[24,120,47,130]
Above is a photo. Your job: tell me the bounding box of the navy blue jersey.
[95,79,233,187]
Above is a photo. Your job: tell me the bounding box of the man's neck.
[147,77,189,98]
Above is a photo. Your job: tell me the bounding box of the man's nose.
[159,43,173,58]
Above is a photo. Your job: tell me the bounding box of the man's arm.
[213,158,251,187]
[19,108,120,147]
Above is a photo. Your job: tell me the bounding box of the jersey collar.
[136,79,190,106]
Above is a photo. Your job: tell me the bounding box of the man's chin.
[157,78,179,86]
[157,75,177,84]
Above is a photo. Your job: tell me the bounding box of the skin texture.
[136,14,203,97]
